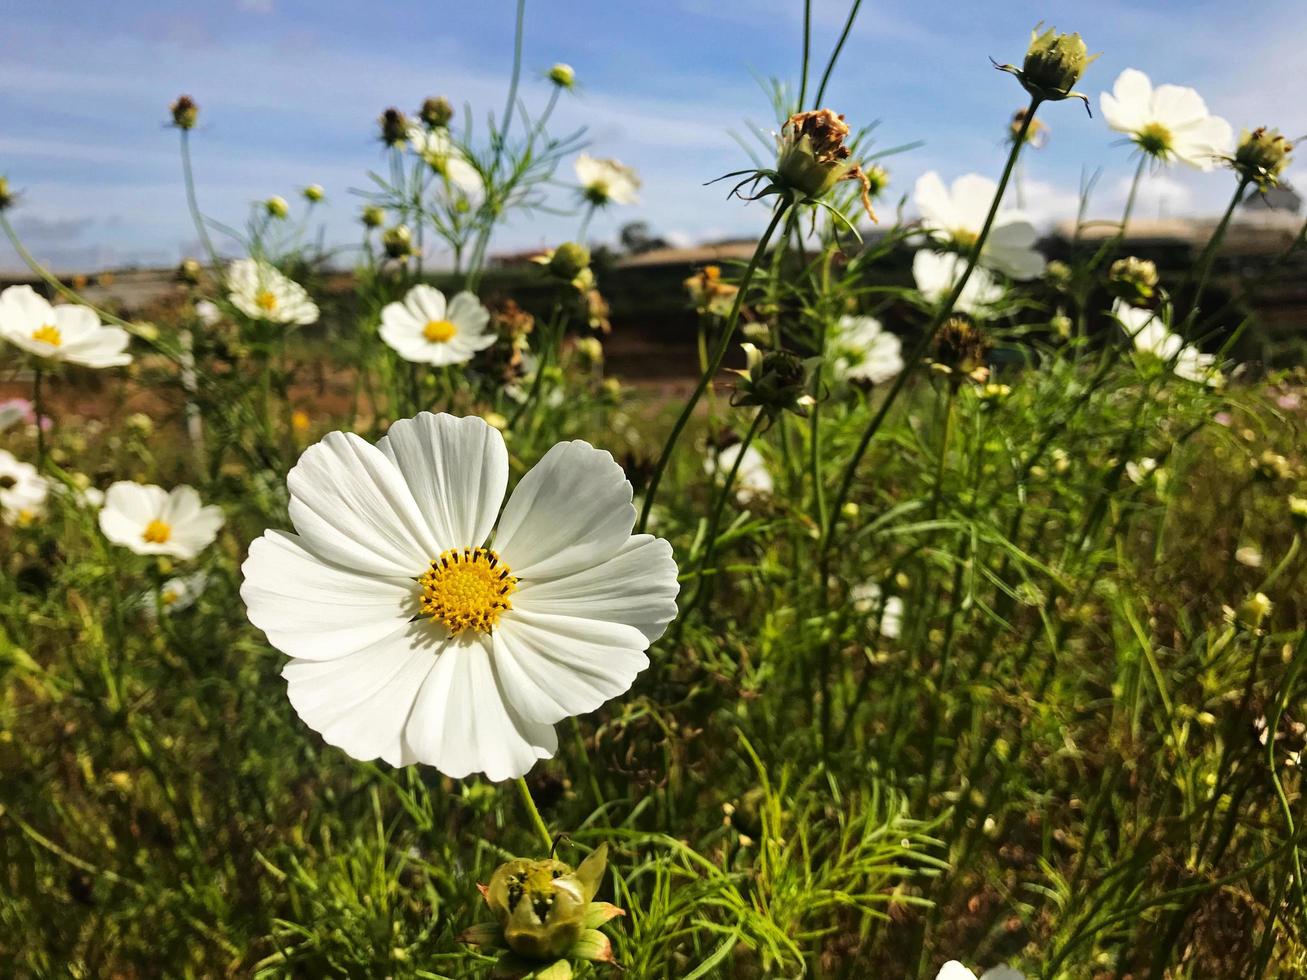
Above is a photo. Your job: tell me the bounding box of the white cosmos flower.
[937,963,1025,980]
[99,482,225,559]
[0,285,131,368]
[912,251,1004,316]
[408,126,483,199]
[379,285,495,367]
[575,154,640,206]
[147,571,210,617]
[240,412,680,781]
[1100,69,1233,171]
[706,443,773,503]
[0,398,29,432]
[914,172,1045,280]
[194,299,223,327]
[0,450,49,525]
[227,258,319,325]
[851,582,904,639]
[1113,299,1221,386]
[829,315,904,385]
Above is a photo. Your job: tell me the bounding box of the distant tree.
[618,221,669,255]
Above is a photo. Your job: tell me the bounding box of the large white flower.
[914,172,1045,280]
[828,315,904,385]
[0,450,49,525]
[937,963,1024,980]
[1100,69,1233,171]
[99,483,225,559]
[1113,300,1221,386]
[912,251,1004,316]
[240,412,680,781]
[379,285,496,367]
[227,258,319,325]
[408,126,483,198]
[575,154,640,206]
[706,443,773,503]
[0,285,131,368]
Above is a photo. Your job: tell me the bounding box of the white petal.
[287,431,440,577]
[913,171,957,231]
[283,621,440,767]
[514,534,679,642]
[400,632,558,780]
[936,963,979,980]
[375,412,507,551]
[949,174,998,234]
[494,440,635,579]
[405,284,447,324]
[241,529,417,660]
[1101,68,1152,134]
[1150,83,1210,130]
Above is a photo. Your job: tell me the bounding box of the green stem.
[179,128,221,268]
[797,0,812,110]
[812,0,864,108]
[636,203,789,532]
[33,363,46,470]
[515,776,553,852]
[1184,177,1250,333]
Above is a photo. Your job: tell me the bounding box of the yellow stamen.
[31,324,62,346]
[255,289,278,312]
[1136,122,1173,157]
[418,547,516,635]
[142,519,172,544]
[952,229,979,250]
[161,589,180,605]
[423,319,458,343]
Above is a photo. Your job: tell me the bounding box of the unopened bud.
[1234,127,1292,190]
[362,205,385,228]
[548,63,576,89]
[419,96,454,128]
[547,241,590,281]
[265,196,289,219]
[378,107,410,147]
[302,184,325,203]
[382,224,414,259]
[170,95,199,130]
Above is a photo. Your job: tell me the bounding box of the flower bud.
[933,315,992,378]
[548,63,576,89]
[732,344,816,419]
[177,257,202,284]
[265,196,289,219]
[361,205,385,228]
[547,241,591,282]
[1236,592,1273,631]
[1016,26,1095,103]
[0,177,13,210]
[1107,256,1159,306]
[382,224,414,259]
[864,163,890,200]
[170,95,199,130]
[419,96,454,128]
[574,336,603,368]
[378,107,410,147]
[302,184,325,203]
[484,845,608,960]
[1234,127,1293,190]
[775,109,876,220]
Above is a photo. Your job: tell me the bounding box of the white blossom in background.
[575,154,640,206]
[227,259,319,325]
[0,450,49,525]
[0,285,131,368]
[851,581,904,639]
[914,172,1045,279]
[912,251,1004,316]
[379,285,496,367]
[408,126,483,198]
[827,315,904,385]
[706,443,773,503]
[1114,300,1222,386]
[99,483,225,559]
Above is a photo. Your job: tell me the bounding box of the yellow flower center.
[161,589,180,606]
[255,289,278,312]
[17,508,36,527]
[1136,122,1173,157]
[952,229,979,250]
[423,319,458,343]
[419,547,516,635]
[31,324,62,346]
[142,519,172,544]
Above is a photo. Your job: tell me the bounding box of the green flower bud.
[1234,127,1293,190]
[419,96,454,128]
[1107,256,1159,306]
[170,94,199,130]
[863,163,890,200]
[1021,26,1094,99]
[1045,260,1072,291]
[1236,592,1272,631]
[177,257,202,284]
[382,224,414,259]
[485,845,608,961]
[731,344,816,419]
[264,196,289,219]
[548,63,576,89]
[0,177,12,211]
[547,241,591,282]
[302,184,325,203]
[361,205,385,228]
[378,107,410,147]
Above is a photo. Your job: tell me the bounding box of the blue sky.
[1,0,1303,272]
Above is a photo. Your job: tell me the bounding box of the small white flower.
[937,962,1025,980]
[194,300,223,327]
[240,413,680,781]
[99,482,225,559]
[575,154,640,206]
[150,571,210,616]
[0,450,49,525]
[828,315,904,385]
[1113,300,1221,386]
[914,172,1045,280]
[53,479,105,510]
[706,443,773,503]
[227,258,319,325]
[851,581,904,639]
[0,398,30,432]
[912,251,1004,316]
[0,285,131,368]
[1125,457,1159,485]
[379,285,495,367]
[1100,69,1233,171]
[407,126,483,198]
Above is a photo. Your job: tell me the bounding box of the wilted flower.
[912,251,1004,316]
[996,25,1095,110]
[419,95,454,128]
[0,285,132,368]
[1100,69,1233,170]
[264,195,289,219]
[1114,300,1221,386]
[684,265,739,318]
[1251,450,1292,482]
[382,224,415,260]
[361,205,385,228]
[933,315,993,380]
[707,441,773,503]
[170,94,199,130]
[775,108,876,220]
[1107,256,1159,306]
[575,154,640,206]
[1232,127,1293,190]
[461,844,623,974]
[378,107,410,147]
[731,344,816,419]
[302,184,325,203]
[585,288,611,334]
[914,172,1045,279]
[548,63,576,89]
[227,259,319,325]
[827,315,904,386]
[99,483,225,559]
[0,450,49,526]
[240,413,680,780]
[379,285,495,367]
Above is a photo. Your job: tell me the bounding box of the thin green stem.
[797,0,812,110]
[179,129,221,268]
[1183,177,1250,333]
[812,0,864,108]
[515,776,553,852]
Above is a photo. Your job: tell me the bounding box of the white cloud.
[237,0,275,13]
